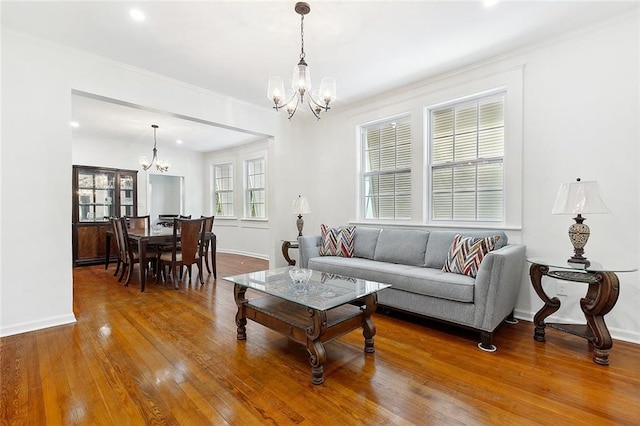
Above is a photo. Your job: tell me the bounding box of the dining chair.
[158,214,178,227]
[200,215,216,277]
[126,215,150,230]
[116,217,158,287]
[157,217,205,289]
[110,218,126,279]
[180,214,192,219]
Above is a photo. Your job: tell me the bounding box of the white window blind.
[430,93,504,222]
[213,163,234,217]
[245,158,266,218]
[362,117,412,220]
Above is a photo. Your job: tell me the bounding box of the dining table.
[105,226,217,292]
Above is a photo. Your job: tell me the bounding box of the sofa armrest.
[473,244,526,331]
[298,235,322,268]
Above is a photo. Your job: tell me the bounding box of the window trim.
[427,90,506,223]
[212,162,235,218]
[423,67,523,229]
[243,157,267,220]
[359,114,413,221]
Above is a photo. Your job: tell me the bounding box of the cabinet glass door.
[119,174,135,217]
[77,171,115,222]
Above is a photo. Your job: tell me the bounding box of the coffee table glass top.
[223,267,391,311]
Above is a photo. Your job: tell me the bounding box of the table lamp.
[292,195,311,237]
[551,178,610,266]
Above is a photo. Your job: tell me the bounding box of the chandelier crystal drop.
[139,124,170,173]
[267,2,336,120]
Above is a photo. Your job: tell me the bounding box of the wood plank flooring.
[1,253,639,425]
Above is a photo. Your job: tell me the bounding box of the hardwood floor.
[1,252,639,425]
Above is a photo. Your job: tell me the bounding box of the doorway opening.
[148,175,184,225]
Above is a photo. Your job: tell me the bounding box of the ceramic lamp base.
[296,215,304,237]
[567,215,590,266]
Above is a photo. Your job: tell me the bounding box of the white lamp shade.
[319,77,336,104]
[551,180,610,215]
[292,196,311,215]
[267,76,285,104]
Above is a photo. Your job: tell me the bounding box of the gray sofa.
[298,227,526,351]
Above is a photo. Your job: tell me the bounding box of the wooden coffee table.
[223,267,390,385]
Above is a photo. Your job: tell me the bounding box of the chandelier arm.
[307,97,321,120]
[307,93,331,111]
[142,147,157,171]
[287,95,301,120]
[274,91,299,111]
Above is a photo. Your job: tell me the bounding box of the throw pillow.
[442,234,500,278]
[319,224,356,257]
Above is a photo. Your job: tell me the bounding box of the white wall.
[149,175,183,221]
[270,14,640,343]
[202,139,272,259]
[517,15,639,343]
[0,30,286,337]
[72,135,204,217]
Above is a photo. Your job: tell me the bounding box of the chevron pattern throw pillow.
[442,234,500,278]
[319,225,356,257]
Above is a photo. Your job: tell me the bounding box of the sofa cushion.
[373,229,430,267]
[307,256,475,303]
[424,230,508,268]
[319,224,355,257]
[354,227,381,259]
[443,234,499,278]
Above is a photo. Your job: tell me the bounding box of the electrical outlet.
[557,282,568,296]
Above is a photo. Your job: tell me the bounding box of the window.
[245,158,266,218]
[429,92,505,222]
[361,116,412,220]
[213,163,234,217]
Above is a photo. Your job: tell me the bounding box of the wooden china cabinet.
[72,165,138,266]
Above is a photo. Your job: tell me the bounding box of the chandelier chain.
[299,14,305,60]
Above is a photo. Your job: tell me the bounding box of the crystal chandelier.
[140,124,170,172]
[267,2,336,120]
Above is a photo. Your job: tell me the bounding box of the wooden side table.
[528,258,636,365]
[281,239,299,266]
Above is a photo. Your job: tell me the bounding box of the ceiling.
[70,92,266,152]
[3,1,637,152]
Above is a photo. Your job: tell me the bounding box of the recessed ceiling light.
[70,121,79,128]
[176,139,183,145]
[483,0,499,7]
[129,9,145,22]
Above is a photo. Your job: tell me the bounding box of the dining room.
[70,91,275,286]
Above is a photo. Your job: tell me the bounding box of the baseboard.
[0,313,77,338]
[513,309,640,345]
[217,249,269,261]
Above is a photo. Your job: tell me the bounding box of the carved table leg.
[361,294,377,353]
[282,241,296,266]
[530,263,561,342]
[234,284,248,340]
[306,308,327,385]
[581,272,619,365]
